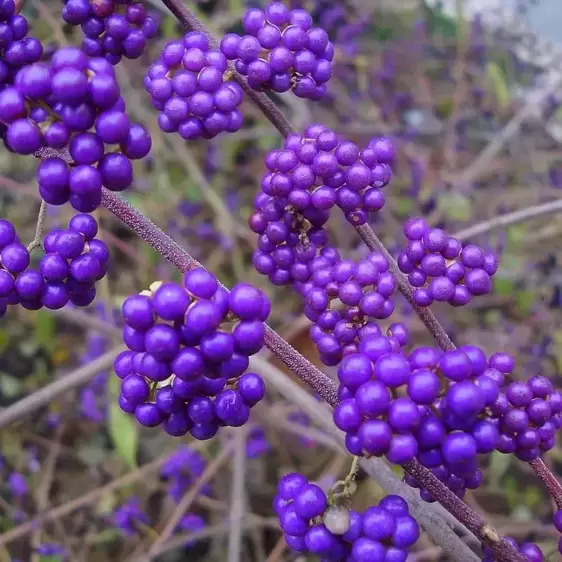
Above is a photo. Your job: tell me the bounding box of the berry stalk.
[100,187,525,562]
[529,457,562,510]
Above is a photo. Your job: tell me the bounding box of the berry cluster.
[115,270,268,438]
[0,46,150,210]
[397,217,498,307]
[305,253,397,365]
[62,0,159,64]
[492,375,562,461]
[250,126,394,289]
[145,32,243,139]
[0,214,108,316]
[335,340,425,465]
[404,347,510,499]
[334,342,521,499]
[0,0,43,93]
[275,473,419,561]
[220,2,333,100]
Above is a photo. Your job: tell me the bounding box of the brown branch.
[453,198,562,241]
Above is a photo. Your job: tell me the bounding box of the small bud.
[323,505,350,535]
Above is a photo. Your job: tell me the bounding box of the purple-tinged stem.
[403,461,527,562]
[529,457,562,510]
[101,188,523,562]
[355,224,456,351]
[100,189,339,408]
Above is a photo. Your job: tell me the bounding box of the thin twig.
[146,443,234,558]
[227,429,247,562]
[147,517,278,560]
[453,198,562,241]
[31,424,65,559]
[453,73,562,187]
[51,307,122,339]
[101,120,524,562]
[27,200,47,252]
[529,458,562,510]
[264,535,286,562]
[0,346,126,428]
[158,0,293,137]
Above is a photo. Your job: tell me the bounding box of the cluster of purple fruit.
[397,217,498,307]
[275,473,419,561]
[0,0,43,92]
[115,269,269,438]
[145,31,244,140]
[220,1,333,100]
[332,337,562,500]
[249,126,394,290]
[62,0,159,64]
[0,45,151,211]
[400,347,510,500]
[304,252,397,365]
[0,214,109,316]
[408,348,560,499]
[493,376,562,461]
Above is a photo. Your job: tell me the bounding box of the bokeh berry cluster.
[115,269,269,438]
[0,214,108,316]
[275,473,419,561]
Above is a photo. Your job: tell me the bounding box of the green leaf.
[486,62,510,109]
[0,329,10,353]
[488,451,511,489]
[34,309,56,352]
[108,374,138,469]
[426,3,457,38]
[506,225,527,246]
[395,198,415,216]
[493,278,514,296]
[184,181,202,203]
[0,374,23,399]
[516,289,536,315]
[374,25,394,42]
[437,193,473,221]
[523,485,541,509]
